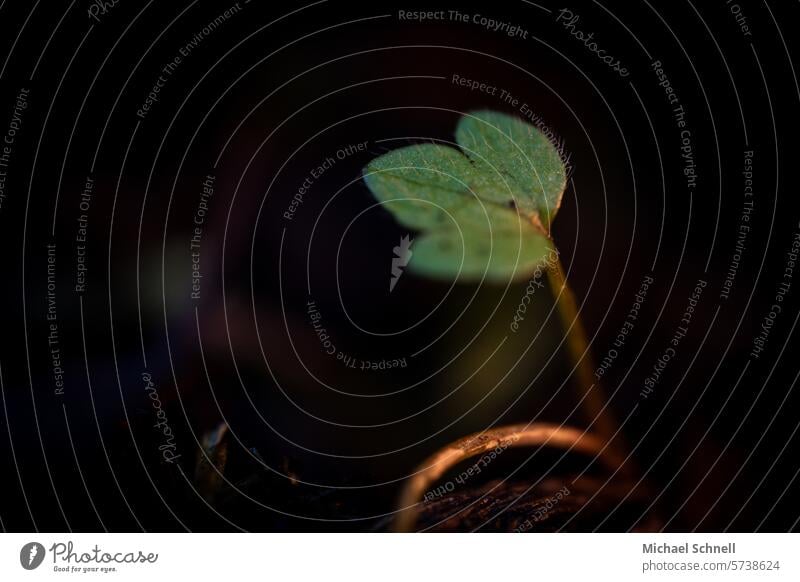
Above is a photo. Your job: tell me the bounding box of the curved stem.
[392,423,620,532]
[391,253,633,532]
[546,256,629,469]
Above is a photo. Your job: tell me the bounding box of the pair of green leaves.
[362,110,567,283]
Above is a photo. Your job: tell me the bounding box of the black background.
[0,0,799,531]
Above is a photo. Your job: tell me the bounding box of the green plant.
[365,110,618,438]
[363,110,629,530]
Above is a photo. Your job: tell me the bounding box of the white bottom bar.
[1,533,797,581]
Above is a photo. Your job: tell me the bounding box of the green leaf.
[362,110,566,282]
[363,144,479,231]
[455,110,566,228]
[411,219,553,282]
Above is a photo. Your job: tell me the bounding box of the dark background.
[0,0,798,531]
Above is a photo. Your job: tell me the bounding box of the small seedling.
[362,112,628,530]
